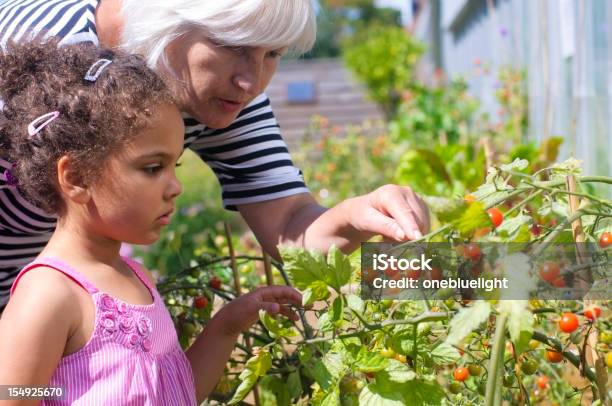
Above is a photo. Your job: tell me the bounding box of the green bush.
[342,25,424,119]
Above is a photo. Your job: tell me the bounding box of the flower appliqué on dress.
[98,294,153,352]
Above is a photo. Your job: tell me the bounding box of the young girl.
[0,41,302,405]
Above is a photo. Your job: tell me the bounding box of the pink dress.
[10,257,197,405]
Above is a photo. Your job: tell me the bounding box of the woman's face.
[165,30,287,129]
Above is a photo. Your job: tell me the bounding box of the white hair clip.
[27,111,60,140]
[84,58,112,82]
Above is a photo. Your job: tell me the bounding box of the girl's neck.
[42,217,123,268]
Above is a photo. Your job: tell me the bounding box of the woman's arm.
[0,268,76,406]
[238,184,430,261]
[185,286,301,403]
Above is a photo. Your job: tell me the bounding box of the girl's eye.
[143,165,162,174]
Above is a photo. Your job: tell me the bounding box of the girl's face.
[86,103,185,245]
[165,30,287,129]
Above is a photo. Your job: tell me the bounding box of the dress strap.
[10,257,99,296]
[122,257,156,293]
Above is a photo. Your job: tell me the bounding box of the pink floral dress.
[10,256,197,405]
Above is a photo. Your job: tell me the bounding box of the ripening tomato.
[606,352,612,368]
[395,354,407,363]
[584,306,602,321]
[530,223,542,236]
[362,268,377,284]
[536,375,549,389]
[194,296,209,309]
[539,262,561,283]
[558,313,579,333]
[464,194,476,204]
[380,348,395,358]
[463,243,482,261]
[208,277,222,290]
[468,364,483,376]
[453,367,469,381]
[546,350,563,363]
[429,267,443,280]
[600,232,611,248]
[487,208,504,228]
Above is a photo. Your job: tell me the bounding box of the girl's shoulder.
[8,266,84,327]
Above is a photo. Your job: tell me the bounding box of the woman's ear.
[57,156,90,204]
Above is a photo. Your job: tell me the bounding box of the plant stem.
[485,313,507,406]
[531,331,596,382]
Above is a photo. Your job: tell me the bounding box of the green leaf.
[453,202,491,237]
[331,296,344,324]
[499,300,533,355]
[259,310,298,339]
[280,247,328,289]
[318,312,335,332]
[327,245,352,291]
[496,214,531,240]
[430,342,461,365]
[415,148,452,185]
[287,370,302,401]
[359,384,405,406]
[354,349,389,373]
[303,281,331,306]
[445,301,491,346]
[379,359,416,383]
[228,350,272,404]
[346,294,365,314]
[360,377,445,405]
[422,195,467,224]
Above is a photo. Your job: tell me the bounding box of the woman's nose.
[233,55,264,94]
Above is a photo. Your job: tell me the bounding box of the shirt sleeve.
[184,93,310,211]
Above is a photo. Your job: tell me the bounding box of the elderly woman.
[0,0,429,309]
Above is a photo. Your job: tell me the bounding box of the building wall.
[412,0,611,180]
[265,58,385,148]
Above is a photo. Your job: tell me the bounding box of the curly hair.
[0,40,175,214]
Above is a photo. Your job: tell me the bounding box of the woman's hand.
[213,286,302,337]
[342,184,430,242]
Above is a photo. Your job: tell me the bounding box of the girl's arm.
[185,286,301,403]
[0,268,76,406]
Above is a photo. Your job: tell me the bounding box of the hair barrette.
[27,111,60,140]
[84,58,112,82]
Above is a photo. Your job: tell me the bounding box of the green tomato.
[503,374,515,387]
[340,376,364,394]
[520,359,538,375]
[448,382,463,394]
[380,348,396,358]
[181,322,197,337]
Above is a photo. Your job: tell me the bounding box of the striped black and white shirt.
[0,0,308,308]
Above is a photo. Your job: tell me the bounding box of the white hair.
[120,0,317,71]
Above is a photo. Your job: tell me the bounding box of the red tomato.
[463,243,482,261]
[536,375,549,389]
[584,306,602,321]
[208,277,222,290]
[546,350,563,363]
[600,232,612,248]
[406,269,420,280]
[429,267,443,280]
[384,265,400,278]
[362,268,377,283]
[551,276,566,288]
[487,208,504,228]
[539,262,561,283]
[453,367,469,382]
[530,223,542,236]
[559,313,579,333]
[194,296,209,309]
